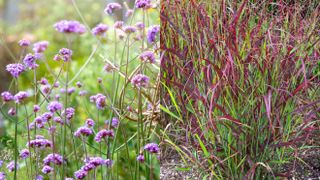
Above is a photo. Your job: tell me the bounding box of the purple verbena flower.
[131,74,150,88]
[62,107,75,121]
[104,159,113,167]
[47,101,63,113]
[92,24,109,36]
[28,138,52,149]
[79,90,87,96]
[53,117,64,125]
[19,149,30,159]
[6,63,25,78]
[42,165,53,174]
[41,85,51,94]
[35,175,44,180]
[39,78,48,85]
[23,53,38,69]
[33,41,49,53]
[33,105,40,112]
[74,169,87,179]
[14,91,28,104]
[137,154,145,162]
[76,81,82,88]
[85,119,95,127]
[0,172,5,180]
[6,161,19,172]
[54,20,86,34]
[8,107,16,116]
[139,51,155,63]
[43,153,64,166]
[135,22,145,30]
[147,25,160,44]
[144,143,160,153]
[123,26,137,34]
[74,126,93,137]
[18,39,30,47]
[135,0,152,9]
[1,91,13,102]
[41,112,53,122]
[125,9,134,17]
[94,129,114,142]
[90,94,107,109]
[113,21,124,29]
[55,48,73,62]
[104,3,122,15]
[105,117,119,128]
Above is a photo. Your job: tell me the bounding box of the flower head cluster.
[54,20,86,34]
[41,112,53,122]
[144,143,160,153]
[135,0,152,9]
[139,51,156,63]
[105,117,119,128]
[19,149,30,159]
[136,154,145,162]
[123,26,137,34]
[54,48,73,62]
[6,161,19,172]
[1,91,13,102]
[75,157,112,179]
[0,172,5,180]
[94,129,114,142]
[33,41,49,53]
[131,74,150,88]
[6,63,25,78]
[85,119,95,127]
[43,153,64,165]
[104,3,122,15]
[27,137,53,149]
[47,101,63,113]
[74,126,93,137]
[14,91,28,104]
[113,21,124,29]
[42,165,53,174]
[23,53,39,69]
[62,107,75,121]
[19,39,30,47]
[147,25,160,44]
[90,94,107,109]
[92,24,109,36]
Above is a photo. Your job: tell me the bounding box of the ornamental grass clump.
[161,0,319,179]
[0,0,160,179]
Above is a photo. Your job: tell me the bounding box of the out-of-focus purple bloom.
[74,126,93,137]
[97,77,103,83]
[54,20,86,34]
[94,129,114,142]
[53,117,63,125]
[135,0,152,9]
[14,91,28,104]
[62,107,75,121]
[35,175,44,180]
[19,149,30,159]
[55,94,60,101]
[147,25,160,43]
[6,63,25,78]
[65,178,74,180]
[19,39,30,47]
[103,63,116,72]
[123,26,137,34]
[39,78,48,85]
[6,161,19,172]
[33,105,40,112]
[42,85,51,94]
[48,125,56,134]
[0,172,5,180]
[125,9,134,17]
[55,48,73,62]
[28,137,53,149]
[85,119,95,127]
[113,21,124,29]
[42,165,53,174]
[105,117,119,128]
[23,53,38,69]
[79,90,87,96]
[92,24,109,36]
[8,107,16,116]
[33,41,49,53]
[131,74,150,88]
[74,169,87,179]
[135,22,145,30]
[1,91,13,102]
[67,87,76,95]
[0,160,3,167]
[90,93,107,109]
[41,112,53,122]
[34,116,44,129]
[144,143,160,153]
[43,153,64,165]
[137,154,145,162]
[104,3,122,15]
[76,81,82,88]
[139,51,156,63]
[47,101,63,113]
[53,82,60,88]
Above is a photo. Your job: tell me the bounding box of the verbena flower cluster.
[1,1,159,179]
